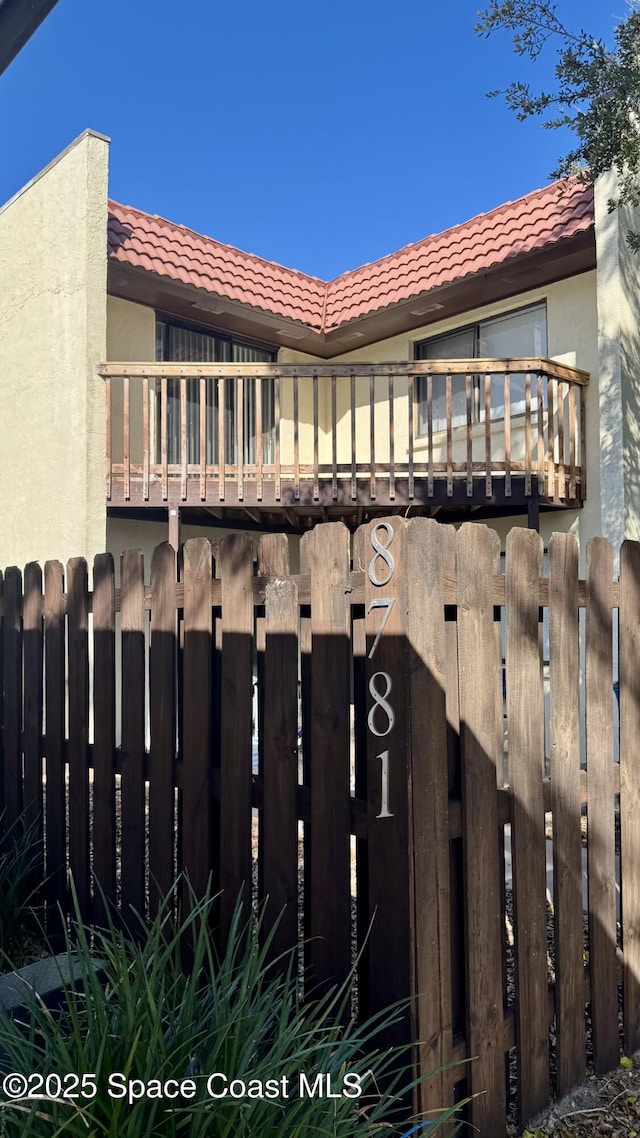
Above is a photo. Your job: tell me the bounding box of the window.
[415,302,547,434]
[156,318,277,465]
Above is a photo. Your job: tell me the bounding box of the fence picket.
[149,543,176,912]
[262,565,299,959]
[406,518,453,1116]
[585,537,618,1073]
[67,558,90,918]
[93,553,116,920]
[219,533,254,940]
[620,540,640,1054]
[23,563,43,888]
[3,568,22,831]
[456,523,506,1135]
[182,539,213,899]
[549,533,585,1094]
[44,561,65,940]
[506,529,548,1121]
[304,523,352,993]
[120,549,146,920]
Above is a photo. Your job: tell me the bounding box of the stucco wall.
[0,130,109,570]
[595,173,640,548]
[106,295,156,464]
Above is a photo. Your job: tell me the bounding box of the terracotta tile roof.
[108,179,594,335]
[323,179,594,331]
[107,202,327,331]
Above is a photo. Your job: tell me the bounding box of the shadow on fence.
[1,518,639,1136]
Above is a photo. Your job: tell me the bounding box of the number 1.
[376,750,393,818]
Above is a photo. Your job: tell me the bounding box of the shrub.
[0,882,462,1137]
[0,814,44,968]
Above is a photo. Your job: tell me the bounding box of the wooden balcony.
[101,359,588,529]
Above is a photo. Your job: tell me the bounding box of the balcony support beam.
[168,504,181,551]
[527,486,540,533]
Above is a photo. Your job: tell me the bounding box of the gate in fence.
[1,518,639,1135]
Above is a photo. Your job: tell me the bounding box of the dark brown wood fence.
[1,519,638,1136]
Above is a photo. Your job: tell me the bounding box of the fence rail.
[101,358,588,509]
[1,517,636,1137]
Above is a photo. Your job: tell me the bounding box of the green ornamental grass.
[0,881,463,1137]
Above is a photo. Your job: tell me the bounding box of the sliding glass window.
[156,318,276,466]
[415,302,547,434]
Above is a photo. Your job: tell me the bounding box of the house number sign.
[367,521,396,819]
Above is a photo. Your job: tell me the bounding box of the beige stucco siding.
[0,130,109,570]
[106,295,156,465]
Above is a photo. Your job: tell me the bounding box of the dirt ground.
[509,1056,640,1137]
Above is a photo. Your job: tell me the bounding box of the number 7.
[367,598,395,660]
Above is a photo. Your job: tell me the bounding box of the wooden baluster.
[256,373,263,501]
[199,376,206,501]
[293,374,300,500]
[484,373,492,496]
[161,376,168,501]
[427,374,433,497]
[124,375,130,501]
[547,376,556,499]
[388,374,395,501]
[218,376,225,501]
[580,384,587,500]
[180,376,187,501]
[313,372,319,501]
[370,372,376,501]
[332,371,337,500]
[466,373,472,497]
[568,383,577,499]
[537,373,545,495]
[525,373,532,496]
[237,376,244,501]
[274,373,281,501]
[350,372,357,500]
[143,376,150,502]
[105,376,112,501]
[557,380,565,498]
[407,372,414,499]
[504,372,511,496]
[446,373,453,496]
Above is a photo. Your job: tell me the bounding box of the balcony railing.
[100,359,589,511]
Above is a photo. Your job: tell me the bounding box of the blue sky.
[0,0,619,279]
